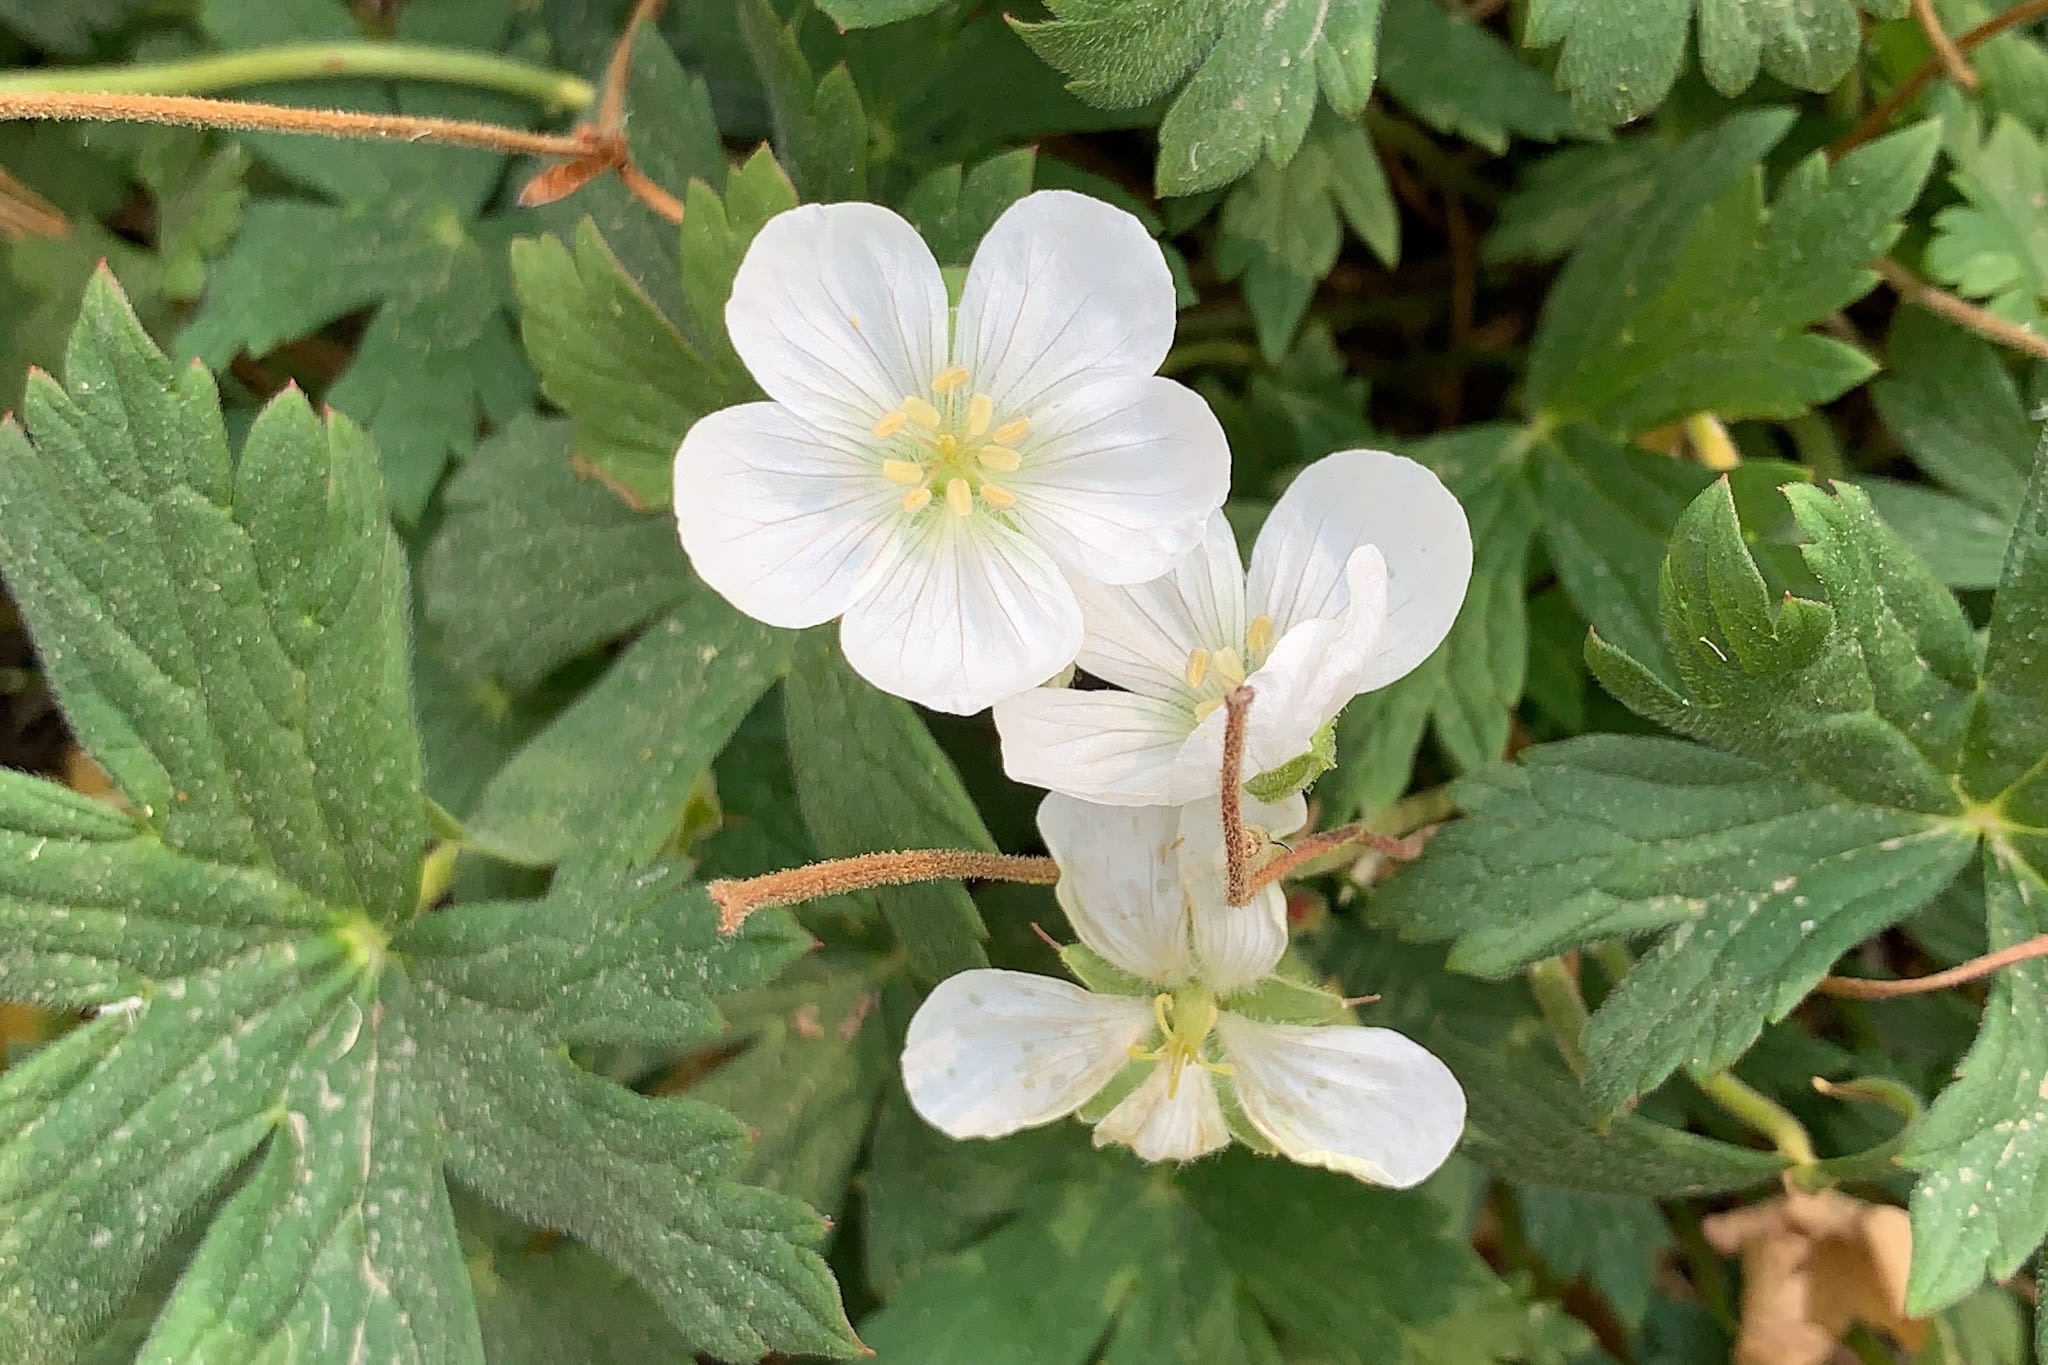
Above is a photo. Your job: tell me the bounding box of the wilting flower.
[672,190,1229,715]
[900,794,1465,1182]
[992,449,1471,805]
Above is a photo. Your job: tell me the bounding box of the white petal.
[1093,1064,1229,1162]
[1072,512,1246,702]
[955,190,1177,416]
[994,688,1193,805]
[726,202,949,444]
[903,971,1155,1140]
[1006,377,1230,587]
[1216,1014,1466,1188]
[1248,450,1472,690]
[1172,799,1292,992]
[673,403,896,628]
[838,515,1083,715]
[1236,546,1392,766]
[1038,795,1194,983]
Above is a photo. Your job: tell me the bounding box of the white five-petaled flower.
[673,190,1230,715]
[992,449,1472,805]
[900,794,1466,1184]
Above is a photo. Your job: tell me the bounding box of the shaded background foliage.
[0,0,2046,1362]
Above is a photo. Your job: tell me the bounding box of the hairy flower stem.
[0,44,595,110]
[1818,931,2048,999]
[0,89,598,159]
[1244,785,1450,895]
[1698,1070,1820,1170]
[1873,258,2048,364]
[710,851,1059,933]
[1220,685,1255,906]
[1910,0,1980,91]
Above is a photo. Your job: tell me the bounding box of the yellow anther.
[977,444,1022,473]
[1212,647,1247,688]
[966,392,994,437]
[881,458,925,485]
[1193,697,1223,726]
[945,477,973,517]
[1185,647,1211,689]
[981,482,1016,509]
[902,396,942,429]
[1246,614,1275,658]
[991,416,1032,445]
[872,410,908,439]
[901,486,932,514]
[931,365,970,394]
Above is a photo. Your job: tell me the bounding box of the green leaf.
[1015,0,1387,195]
[465,1198,693,1365]
[1925,114,2048,332]
[1527,112,1937,435]
[461,585,793,866]
[0,0,147,51]
[1860,477,2015,591]
[1517,1187,1671,1326]
[0,274,852,1360]
[782,638,990,981]
[422,415,690,689]
[1217,109,1398,360]
[1900,844,2048,1315]
[737,0,871,202]
[1377,0,1585,152]
[1963,433,2048,824]
[1525,0,1901,124]
[1871,307,2042,514]
[511,221,753,512]
[1484,137,1662,266]
[815,0,947,25]
[901,149,1038,266]
[180,3,537,519]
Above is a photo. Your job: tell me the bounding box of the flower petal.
[1006,376,1230,587]
[1072,512,1246,702]
[1237,545,1391,764]
[673,402,897,628]
[838,514,1083,714]
[1172,798,1295,991]
[726,202,949,443]
[955,190,1177,416]
[994,687,1192,805]
[1093,1064,1229,1162]
[1038,795,1193,983]
[1216,1014,1466,1188]
[902,970,1154,1140]
[1248,449,1472,691]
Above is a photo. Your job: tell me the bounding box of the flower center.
[871,365,1033,518]
[1187,615,1275,724]
[1129,987,1233,1099]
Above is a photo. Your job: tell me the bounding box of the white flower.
[992,449,1472,805]
[672,190,1230,715]
[900,794,1466,1183]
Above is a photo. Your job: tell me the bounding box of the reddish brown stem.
[599,0,670,133]
[1877,258,2048,362]
[1835,0,2048,155]
[1221,686,1255,907]
[709,850,1059,933]
[1247,824,1429,897]
[0,89,598,158]
[1912,0,1981,89]
[1817,933,2048,1000]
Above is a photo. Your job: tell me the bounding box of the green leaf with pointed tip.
[1871,307,2042,516]
[423,415,691,689]
[782,637,990,982]
[1926,114,2048,332]
[737,0,870,203]
[1377,0,1584,152]
[1525,0,1902,124]
[1015,0,1386,196]
[1528,113,1937,436]
[462,585,792,866]
[1964,438,2048,822]
[0,273,853,1361]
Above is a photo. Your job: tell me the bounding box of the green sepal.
[1076,1056,1155,1124]
[1060,943,1156,998]
[1245,721,1338,803]
[1222,974,1348,1026]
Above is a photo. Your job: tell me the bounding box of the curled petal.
[726,202,949,444]
[1072,512,1246,703]
[1007,376,1230,587]
[1237,546,1391,764]
[1093,1064,1230,1162]
[1173,798,1293,992]
[1038,795,1194,984]
[1216,1014,1466,1188]
[956,190,1177,416]
[995,688,1192,806]
[838,515,1082,715]
[1249,450,1472,691]
[903,971,1154,1140]
[673,403,897,628]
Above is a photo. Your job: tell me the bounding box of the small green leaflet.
[1925,112,2048,334]
[1527,110,1938,436]
[1525,0,1905,124]
[1015,0,1386,195]
[1376,0,1584,152]
[737,0,871,203]
[0,272,856,1361]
